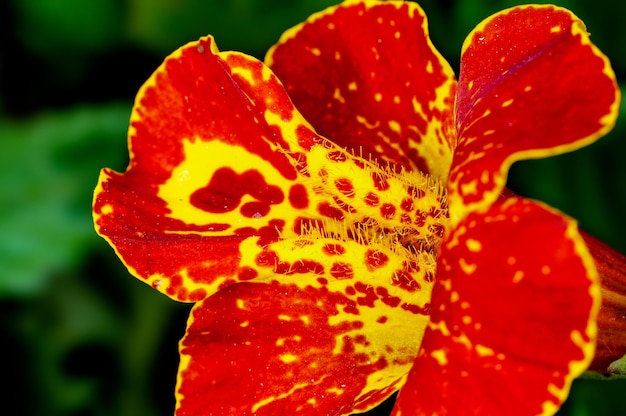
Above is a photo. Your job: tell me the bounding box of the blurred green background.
[1,0,624,415]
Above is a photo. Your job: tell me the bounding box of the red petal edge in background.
[267,0,456,179]
[393,197,599,415]
[448,5,620,220]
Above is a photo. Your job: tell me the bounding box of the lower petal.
[393,197,599,415]
[176,278,431,416]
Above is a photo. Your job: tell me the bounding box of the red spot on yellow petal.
[354,282,378,307]
[365,249,390,270]
[318,201,345,220]
[190,168,284,214]
[400,302,431,315]
[400,198,414,212]
[291,259,325,275]
[288,183,309,209]
[334,177,355,197]
[240,201,270,218]
[323,243,346,256]
[327,150,348,162]
[293,217,323,234]
[364,192,380,206]
[380,203,396,220]
[330,262,354,279]
[255,250,279,267]
[375,286,402,308]
[372,172,390,191]
[392,270,422,292]
[332,195,356,213]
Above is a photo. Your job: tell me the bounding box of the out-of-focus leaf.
[12,0,123,55]
[126,0,338,56]
[0,103,130,296]
[558,377,626,415]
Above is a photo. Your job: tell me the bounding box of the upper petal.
[392,197,599,415]
[93,36,319,302]
[266,0,456,178]
[448,5,620,220]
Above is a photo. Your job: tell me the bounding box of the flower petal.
[392,197,599,415]
[175,244,434,416]
[448,5,620,220]
[93,35,449,302]
[266,0,456,178]
[93,36,314,301]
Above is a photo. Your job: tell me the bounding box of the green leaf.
[126,0,338,56]
[0,103,130,296]
[13,0,123,55]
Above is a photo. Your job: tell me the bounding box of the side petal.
[392,197,599,415]
[266,0,456,178]
[175,246,434,416]
[93,36,317,302]
[448,5,620,220]
[93,34,451,303]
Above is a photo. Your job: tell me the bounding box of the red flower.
[93,1,620,415]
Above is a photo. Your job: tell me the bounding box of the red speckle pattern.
[392,270,422,292]
[365,249,390,270]
[323,243,347,256]
[288,183,309,209]
[191,168,284,216]
[330,262,354,280]
[380,203,396,220]
[328,150,348,162]
[400,198,414,212]
[335,178,355,197]
[371,172,390,191]
[318,201,346,220]
[364,192,380,206]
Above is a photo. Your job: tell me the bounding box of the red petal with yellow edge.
[448,5,620,220]
[93,35,324,302]
[266,0,456,179]
[176,274,432,416]
[392,197,599,416]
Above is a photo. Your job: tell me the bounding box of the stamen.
[289,142,449,284]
